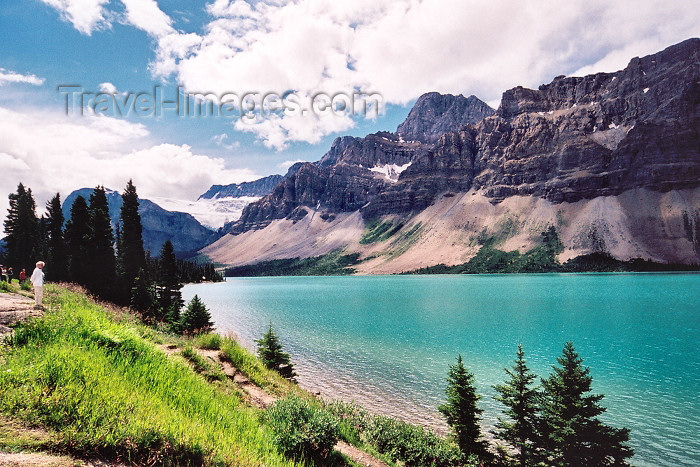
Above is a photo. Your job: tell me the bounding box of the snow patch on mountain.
[369,162,412,182]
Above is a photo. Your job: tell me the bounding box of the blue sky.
[1,0,698,221]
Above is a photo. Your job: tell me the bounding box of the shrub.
[0,281,11,292]
[265,395,339,460]
[20,280,32,291]
[362,416,461,467]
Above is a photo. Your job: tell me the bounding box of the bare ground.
[204,187,700,273]
[0,292,39,335]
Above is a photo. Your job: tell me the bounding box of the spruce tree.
[438,355,487,459]
[255,323,296,379]
[130,268,155,313]
[493,344,541,467]
[86,186,117,300]
[118,180,145,302]
[156,240,182,321]
[45,193,68,281]
[540,342,633,466]
[3,183,39,273]
[65,195,92,285]
[180,295,213,334]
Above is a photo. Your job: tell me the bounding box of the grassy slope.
[0,285,298,466]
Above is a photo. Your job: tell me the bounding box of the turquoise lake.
[182,273,700,466]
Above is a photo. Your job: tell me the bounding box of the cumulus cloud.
[41,0,700,148]
[120,0,175,37]
[40,0,111,35]
[0,69,45,86]
[149,0,700,149]
[0,105,258,226]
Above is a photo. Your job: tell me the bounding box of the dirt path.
[193,348,389,467]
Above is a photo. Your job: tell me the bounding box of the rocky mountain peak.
[199,175,284,199]
[397,92,495,143]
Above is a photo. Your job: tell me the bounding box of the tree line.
[440,341,633,466]
[2,181,221,333]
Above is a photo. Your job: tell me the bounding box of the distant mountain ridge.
[63,188,218,255]
[204,38,700,272]
[199,175,284,199]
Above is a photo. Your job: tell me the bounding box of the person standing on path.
[30,261,45,308]
[19,268,26,282]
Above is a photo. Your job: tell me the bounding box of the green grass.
[193,332,223,350]
[0,285,299,466]
[359,220,405,244]
[225,250,362,277]
[180,345,227,382]
[219,338,304,398]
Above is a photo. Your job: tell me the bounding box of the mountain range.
[63,188,218,255]
[202,38,700,272]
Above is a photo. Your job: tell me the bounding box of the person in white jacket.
[30,261,45,308]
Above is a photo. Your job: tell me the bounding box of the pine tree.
[45,193,68,282]
[155,240,182,321]
[255,323,296,379]
[130,268,155,313]
[118,180,145,303]
[438,355,487,459]
[3,183,39,273]
[493,344,541,467]
[65,195,92,285]
[180,295,213,334]
[85,186,117,300]
[539,342,633,466]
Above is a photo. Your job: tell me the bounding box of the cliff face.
[209,39,700,269]
[364,38,700,216]
[396,92,495,143]
[230,94,492,233]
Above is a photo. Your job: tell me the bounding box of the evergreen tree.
[130,268,155,313]
[65,195,92,285]
[255,323,296,379]
[34,215,50,269]
[164,304,183,334]
[438,355,487,459]
[180,295,213,334]
[85,186,117,300]
[155,240,182,321]
[493,344,541,467]
[45,193,68,281]
[118,180,145,302]
[3,183,39,273]
[540,342,633,466]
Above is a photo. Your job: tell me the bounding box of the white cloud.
[0,105,258,227]
[40,0,111,35]
[0,69,45,86]
[98,82,117,93]
[211,133,241,151]
[41,0,700,149]
[120,0,175,37]
[148,0,700,149]
[277,159,306,172]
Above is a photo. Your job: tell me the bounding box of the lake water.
[183,273,700,466]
